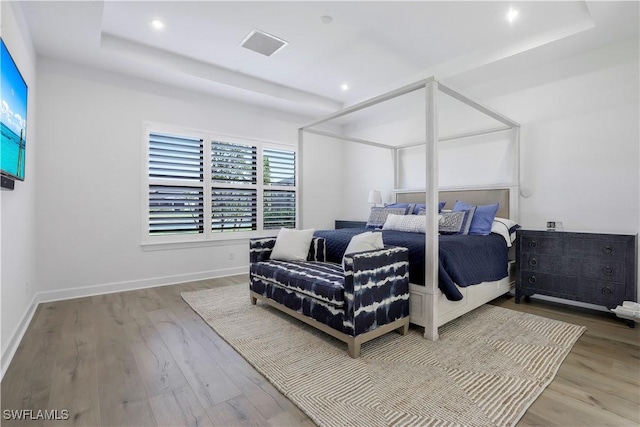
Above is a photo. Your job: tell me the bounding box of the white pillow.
[382,214,426,233]
[491,217,519,247]
[270,228,315,261]
[342,232,384,268]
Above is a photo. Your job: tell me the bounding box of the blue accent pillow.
[453,201,499,236]
[413,202,446,214]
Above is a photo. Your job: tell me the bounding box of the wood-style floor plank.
[148,385,214,427]
[93,300,157,426]
[46,304,100,427]
[123,315,190,398]
[2,275,638,427]
[145,309,244,409]
[1,301,70,427]
[490,295,640,427]
[205,395,268,427]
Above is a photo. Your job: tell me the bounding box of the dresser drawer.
[520,254,625,283]
[520,233,628,261]
[518,272,623,307]
[563,236,627,261]
[519,254,579,276]
[519,234,562,255]
[580,261,626,283]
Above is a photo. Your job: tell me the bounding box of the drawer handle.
[602,245,613,255]
[528,275,537,284]
[529,258,538,267]
[603,266,614,276]
[528,240,538,249]
[601,287,612,296]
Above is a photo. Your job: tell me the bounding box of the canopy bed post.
[424,80,439,340]
[297,127,304,228]
[298,76,520,341]
[392,148,399,190]
[514,126,522,223]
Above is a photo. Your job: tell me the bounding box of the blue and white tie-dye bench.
[249,237,410,358]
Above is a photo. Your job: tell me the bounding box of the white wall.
[340,38,639,236]
[397,130,517,191]
[519,103,638,234]
[299,133,344,229]
[343,141,395,220]
[0,2,38,375]
[34,59,334,297]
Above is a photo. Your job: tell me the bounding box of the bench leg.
[347,337,362,358]
[250,295,257,305]
[396,320,409,335]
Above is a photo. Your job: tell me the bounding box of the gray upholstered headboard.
[395,188,510,219]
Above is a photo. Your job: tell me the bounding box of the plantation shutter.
[146,128,297,242]
[263,148,296,230]
[148,132,204,235]
[211,141,258,232]
[149,186,204,235]
[149,132,203,180]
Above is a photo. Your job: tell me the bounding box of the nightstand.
[334,220,367,229]
[515,229,638,326]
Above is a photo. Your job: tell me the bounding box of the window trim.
[142,122,297,247]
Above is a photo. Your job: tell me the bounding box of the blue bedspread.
[313,229,508,301]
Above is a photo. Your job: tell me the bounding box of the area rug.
[182,284,585,427]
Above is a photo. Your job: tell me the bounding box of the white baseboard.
[1,292,38,380]
[36,266,247,303]
[0,266,248,380]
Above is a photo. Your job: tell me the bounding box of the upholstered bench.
[249,236,410,358]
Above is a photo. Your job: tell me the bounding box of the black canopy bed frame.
[298,77,521,340]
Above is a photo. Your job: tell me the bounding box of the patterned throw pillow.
[366,207,406,229]
[438,207,476,235]
[382,214,426,233]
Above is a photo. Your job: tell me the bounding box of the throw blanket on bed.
[313,229,508,301]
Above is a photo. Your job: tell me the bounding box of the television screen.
[1,38,28,181]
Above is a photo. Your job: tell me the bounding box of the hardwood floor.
[2,274,638,426]
[490,296,640,427]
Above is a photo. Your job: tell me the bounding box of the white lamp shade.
[367,190,382,205]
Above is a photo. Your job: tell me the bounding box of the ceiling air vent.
[240,29,288,56]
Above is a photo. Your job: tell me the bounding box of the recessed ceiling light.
[506,8,519,24]
[340,83,349,91]
[150,19,165,30]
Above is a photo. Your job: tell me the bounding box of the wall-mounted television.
[1,38,28,182]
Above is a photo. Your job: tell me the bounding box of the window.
[144,126,296,244]
[263,148,296,230]
[211,141,257,233]
[148,132,204,236]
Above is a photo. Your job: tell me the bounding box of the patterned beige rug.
[182,283,585,427]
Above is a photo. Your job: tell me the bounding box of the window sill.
[141,233,275,252]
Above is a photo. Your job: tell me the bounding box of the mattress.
[313,229,508,301]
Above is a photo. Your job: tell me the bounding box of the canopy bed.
[298,77,521,340]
